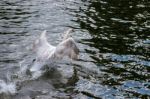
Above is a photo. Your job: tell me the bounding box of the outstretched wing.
[32,30,55,61]
[30,31,56,72]
[54,37,79,60]
[62,28,74,40]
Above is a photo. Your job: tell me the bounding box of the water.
[0,0,150,98]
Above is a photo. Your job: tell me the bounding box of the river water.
[0,0,150,99]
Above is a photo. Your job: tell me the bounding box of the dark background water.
[0,0,150,99]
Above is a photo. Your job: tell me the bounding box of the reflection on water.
[71,0,150,98]
[0,0,150,98]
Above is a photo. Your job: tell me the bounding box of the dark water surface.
[0,0,150,99]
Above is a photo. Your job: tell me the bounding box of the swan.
[30,29,79,72]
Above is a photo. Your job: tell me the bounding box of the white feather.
[30,29,79,72]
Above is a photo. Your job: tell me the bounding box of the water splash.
[0,80,16,95]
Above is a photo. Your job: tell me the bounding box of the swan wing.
[32,30,55,61]
[54,37,79,60]
[30,31,55,72]
[62,28,73,40]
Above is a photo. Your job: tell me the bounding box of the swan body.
[30,29,79,72]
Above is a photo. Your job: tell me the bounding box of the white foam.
[30,61,45,72]
[18,60,28,76]
[0,80,16,95]
[31,71,43,79]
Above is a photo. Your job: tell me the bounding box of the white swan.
[30,29,79,72]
